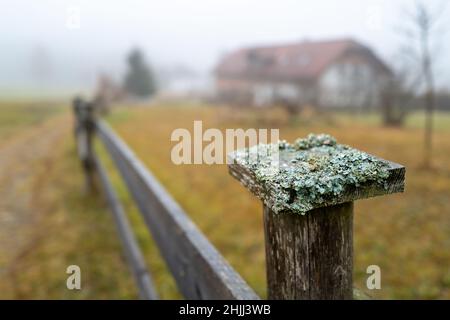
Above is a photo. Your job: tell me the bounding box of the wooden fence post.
[228,135,405,300]
[72,98,97,193]
[263,201,353,299]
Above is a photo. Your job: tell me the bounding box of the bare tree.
[381,49,422,127]
[381,71,411,126]
[399,1,446,168]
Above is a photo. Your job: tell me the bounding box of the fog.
[0,0,449,97]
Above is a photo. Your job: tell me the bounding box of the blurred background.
[0,0,449,299]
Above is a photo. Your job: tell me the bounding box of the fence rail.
[73,98,258,300]
[93,152,158,300]
[72,97,405,300]
[97,121,259,300]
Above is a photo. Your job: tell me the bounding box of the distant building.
[158,65,212,97]
[214,38,392,108]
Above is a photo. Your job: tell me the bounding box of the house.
[214,38,392,109]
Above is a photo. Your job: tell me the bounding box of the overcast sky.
[1,0,449,95]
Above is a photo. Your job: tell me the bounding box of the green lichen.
[232,133,391,215]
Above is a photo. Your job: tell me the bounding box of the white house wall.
[252,82,300,106]
[318,63,383,108]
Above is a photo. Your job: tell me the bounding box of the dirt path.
[0,115,70,278]
[0,113,137,299]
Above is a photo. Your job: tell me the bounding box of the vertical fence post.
[72,96,83,137]
[72,98,97,193]
[263,201,353,299]
[228,136,405,300]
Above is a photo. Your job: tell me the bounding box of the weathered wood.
[73,99,97,192]
[228,153,405,215]
[93,153,158,300]
[97,121,259,300]
[72,96,83,138]
[264,202,353,299]
[228,135,405,300]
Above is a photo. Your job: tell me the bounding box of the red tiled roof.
[215,38,390,81]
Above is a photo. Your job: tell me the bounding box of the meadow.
[103,104,450,299]
[0,101,449,299]
[0,101,62,143]
[0,102,135,299]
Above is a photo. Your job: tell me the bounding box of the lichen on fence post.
[227,134,405,300]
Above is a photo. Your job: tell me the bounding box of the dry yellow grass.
[1,101,448,299]
[104,104,450,299]
[0,103,137,299]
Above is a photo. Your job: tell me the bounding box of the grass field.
[0,102,136,299]
[0,102,62,143]
[102,104,450,299]
[0,101,449,299]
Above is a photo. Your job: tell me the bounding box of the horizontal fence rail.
[93,152,158,300]
[96,121,259,300]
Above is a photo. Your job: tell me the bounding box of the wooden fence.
[72,97,405,300]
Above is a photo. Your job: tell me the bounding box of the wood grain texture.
[264,202,353,300]
[97,121,259,300]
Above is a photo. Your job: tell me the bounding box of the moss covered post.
[228,134,405,300]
